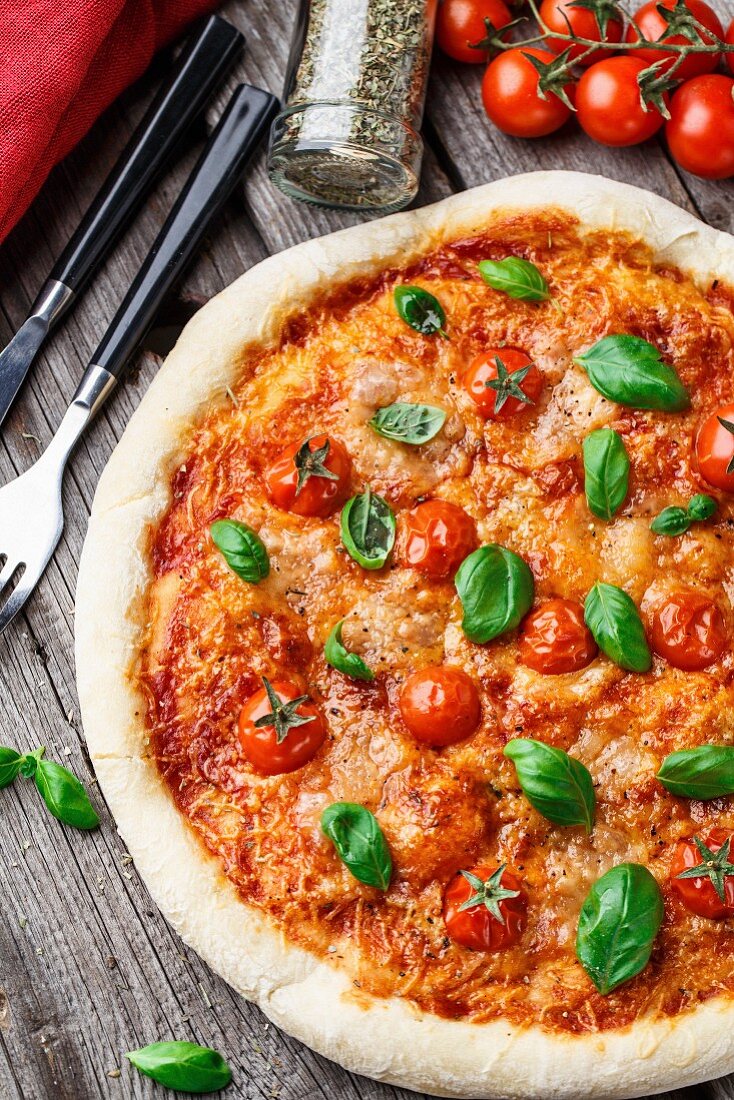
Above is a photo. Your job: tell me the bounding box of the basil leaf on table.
[455,544,534,644]
[657,745,734,799]
[504,738,595,833]
[584,583,651,673]
[126,1041,232,1094]
[583,429,630,520]
[34,757,100,830]
[477,257,550,301]
[576,863,664,994]
[340,489,395,569]
[575,335,689,412]
[321,802,392,889]
[210,519,269,583]
[393,285,448,337]
[0,746,22,788]
[324,621,375,682]
[369,402,446,445]
[651,493,717,536]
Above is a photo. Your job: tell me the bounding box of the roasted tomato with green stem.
[399,666,481,747]
[665,75,734,181]
[238,678,327,775]
[399,499,477,577]
[436,0,513,63]
[264,433,351,517]
[463,347,543,420]
[443,863,527,950]
[540,0,623,64]
[576,56,669,146]
[670,828,734,918]
[481,47,574,138]
[695,402,734,491]
[626,0,723,80]
[650,592,727,670]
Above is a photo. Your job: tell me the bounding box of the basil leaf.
[651,493,717,536]
[657,745,734,799]
[325,621,375,682]
[455,544,534,644]
[584,583,651,673]
[478,257,550,301]
[583,429,630,520]
[576,863,664,994]
[393,285,447,337]
[34,759,100,830]
[210,519,269,583]
[340,489,395,569]
[369,402,446,445]
[575,335,689,412]
[504,738,595,833]
[321,802,392,889]
[126,1042,232,1094]
[0,747,22,789]
[688,493,717,521]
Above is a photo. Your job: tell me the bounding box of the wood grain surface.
[0,1,732,1097]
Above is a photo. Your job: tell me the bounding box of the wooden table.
[1,2,732,1097]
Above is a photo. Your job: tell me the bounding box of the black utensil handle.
[48,15,244,297]
[91,85,279,378]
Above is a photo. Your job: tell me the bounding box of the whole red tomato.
[576,57,668,146]
[399,499,477,577]
[540,0,623,64]
[238,679,327,775]
[444,863,527,950]
[519,599,598,674]
[650,592,727,670]
[626,0,723,80]
[437,0,513,63]
[666,75,734,180]
[670,828,734,918]
[264,434,351,517]
[463,347,543,420]
[726,18,734,73]
[481,47,574,138]
[695,402,734,491]
[399,666,481,746]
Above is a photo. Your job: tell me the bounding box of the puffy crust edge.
[75,171,734,1099]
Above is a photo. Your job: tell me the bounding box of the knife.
[0,14,243,428]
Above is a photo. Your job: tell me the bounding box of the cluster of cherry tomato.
[436,0,734,179]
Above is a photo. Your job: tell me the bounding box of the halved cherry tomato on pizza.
[436,0,513,63]
[576,56,668,147]
[666,75,734,181]
[443,863,527,950]
[650,592,727,670]
[670,828,734,918]
[463,347,543,420]
[399,500,477,577]
[399,666,481,747]
[264,434,351,518]
[695,403,734,491]
[481,48,574,138]
[519,598,598,674]
[238,678,327,775]
[540,0,623,64]
[626,0,723,80]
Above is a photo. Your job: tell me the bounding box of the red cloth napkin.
[0,0,219,244]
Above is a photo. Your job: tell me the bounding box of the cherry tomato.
[665,75,734,180]
[650,592,727,670]
[264,434,351,517]
[399,666,481,747]
[238,679,327,775]
[481,47,574,138]
[626,0,723,80]
[670,828,734,918]
[463,347,543,420]
[726,18,734,74]
[695,402,734,491]
[399,500,477,577]
[540,0,623,64]
[444,863,527,950]
[576,57,668,146]
[437,0,513,63]
[519,599,598,674]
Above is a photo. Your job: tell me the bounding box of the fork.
[0,83,279,636]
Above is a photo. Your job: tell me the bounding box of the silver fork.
[0,84,278,636]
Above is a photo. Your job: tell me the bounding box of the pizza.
[76,171,734,1099]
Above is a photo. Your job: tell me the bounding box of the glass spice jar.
[268,0,437,214]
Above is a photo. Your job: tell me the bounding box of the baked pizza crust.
[75,171,734,1099]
